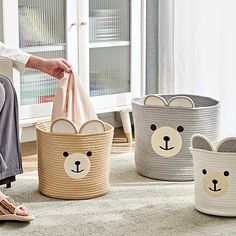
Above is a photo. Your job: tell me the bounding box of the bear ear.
[51,118,78,134]
[144,95,167,106]
[168,96,195,108]
[216,138,236,153]
[191,134,213,151]
[79,119,106,134]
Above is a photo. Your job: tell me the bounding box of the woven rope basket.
[132,94,220,181]
[36,121,114,200]
[190,135,236,217]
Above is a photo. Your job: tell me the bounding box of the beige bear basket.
[190,135,236,217]
[36,118,114,200]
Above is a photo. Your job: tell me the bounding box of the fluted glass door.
[18,0,66,105]
[89,0,130,97]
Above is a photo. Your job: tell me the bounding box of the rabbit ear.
[51,118,78,134]
[216,138,236,153]
[79,119,106,134]
[144,95,167,106]
[168,96,195,108]
[191,134,213,151]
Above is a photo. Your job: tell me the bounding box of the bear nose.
[163,136,170,142]
[212,179,218,184]
[75,161,81,166]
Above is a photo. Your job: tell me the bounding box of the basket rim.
[36,121,114,137]
[189,147,236,157]
[132,94,220,110]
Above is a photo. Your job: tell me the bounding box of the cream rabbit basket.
[36,118,114,200]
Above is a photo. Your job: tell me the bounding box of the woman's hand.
[26,56,72,79]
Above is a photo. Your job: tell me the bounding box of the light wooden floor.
[21,128,135,173]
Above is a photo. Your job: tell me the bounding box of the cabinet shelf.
[21,44,66,53]
[89,41,130,49]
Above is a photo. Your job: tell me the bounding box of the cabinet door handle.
[69,22,77,30]
[80,22,87,26]
[71,22,77,27]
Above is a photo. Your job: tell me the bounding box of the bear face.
[202,169,229,197]
[191,135,236,198]
[63,150,92,179]
[150,124,184,157]
[50,118,106,179]
[145,95,194,157]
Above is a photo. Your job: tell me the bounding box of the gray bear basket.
[132,94,220,181]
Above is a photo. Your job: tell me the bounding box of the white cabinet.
[78,0,143,111]
[0,0,145,142]
[0,0,78,121]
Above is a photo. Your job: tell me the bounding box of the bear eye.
[63,151,69,157]
[177,126,184,132]
[150,124,156,131]
[202,169,207,175]
[224,171,229,177]
[87,151,92,157]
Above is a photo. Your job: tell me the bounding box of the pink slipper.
[0,196,34,221]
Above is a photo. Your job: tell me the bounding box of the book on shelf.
[18,6,56,47]
[89,16,121,42]
[89,9,120,17]
[21,95,55,105]
[21,88,56,99]
[39,95,55,103]
[21,72,59,83]
[21,79,57,90]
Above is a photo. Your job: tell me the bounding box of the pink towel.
[52,70,97,129]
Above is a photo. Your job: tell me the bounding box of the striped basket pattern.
[191,149,236,216]
[132,94,220,181]
[190,135,236,216]
[36,121,114,200]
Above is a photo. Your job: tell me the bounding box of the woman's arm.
[26,55,72,79]
[0,41,72,79]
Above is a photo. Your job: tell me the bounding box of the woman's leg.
[0,76,29,217]
[0,75,22,181]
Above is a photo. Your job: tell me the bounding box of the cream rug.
[1,152,236,236]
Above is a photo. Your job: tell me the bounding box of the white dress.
[0,41,30,73]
